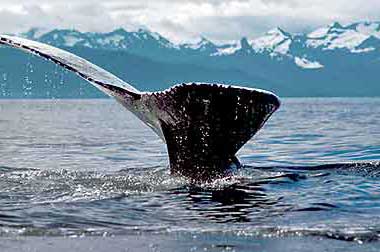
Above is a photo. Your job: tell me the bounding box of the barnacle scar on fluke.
[0,35,280,182]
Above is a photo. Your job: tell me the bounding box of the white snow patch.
[251,28,289,53]
[306,38,326,48]
[103,34,124,45]
[137,30,178,49]
[307,22,380,52]
[165,42,180,49]
[184,39,212,51]
[212,44,241,56]
[356,23,380,38]
[274,39,291,54]
[63,36,82,46]
[307,30,369,51]
[96,35,126,47]
[308,27,329,38]
[351,47,375,53]
[327,30,368,50]
[149,31,162,41]
[137,29,162,41]
[83,41,92,48]
[185,43,202,50]
[294,57,324,69]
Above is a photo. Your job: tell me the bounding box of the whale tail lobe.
[143,83,280,180]
[0,35,280,181]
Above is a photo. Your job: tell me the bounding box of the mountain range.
[0,21,380,98]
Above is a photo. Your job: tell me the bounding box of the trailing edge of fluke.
[0,35,280,182]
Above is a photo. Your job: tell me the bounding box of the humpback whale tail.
[0,35,280,181]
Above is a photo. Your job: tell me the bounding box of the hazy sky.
[1,0,379,42]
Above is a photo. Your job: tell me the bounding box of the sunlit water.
[0,98,379,247]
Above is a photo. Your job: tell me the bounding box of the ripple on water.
[0,98,379,244]
[0,161,379,243]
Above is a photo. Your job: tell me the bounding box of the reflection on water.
[0,98,379,243]
[183,182,279,223]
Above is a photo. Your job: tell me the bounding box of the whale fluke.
[147,84,280,180]
[0,35,280,181]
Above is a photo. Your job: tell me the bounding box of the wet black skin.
[153,83,280,182]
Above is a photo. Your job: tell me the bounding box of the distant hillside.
[1,21,380,98]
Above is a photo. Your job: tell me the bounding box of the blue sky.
[1,0,379,42]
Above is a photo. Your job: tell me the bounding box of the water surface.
[0,98,379,250]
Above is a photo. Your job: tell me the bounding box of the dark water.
[0,98,379,250]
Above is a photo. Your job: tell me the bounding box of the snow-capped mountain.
[20,21,380,68]
[306,22,380,52]
[248,22,380,68]
[1,21,379,98]
[22,28,182,64]
[181,37,217,52]
[249,27,293,55]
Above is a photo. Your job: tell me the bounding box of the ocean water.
[0,98,379,251]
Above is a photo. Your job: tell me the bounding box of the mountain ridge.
[0,21,379,98]
[19,21,380,69]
